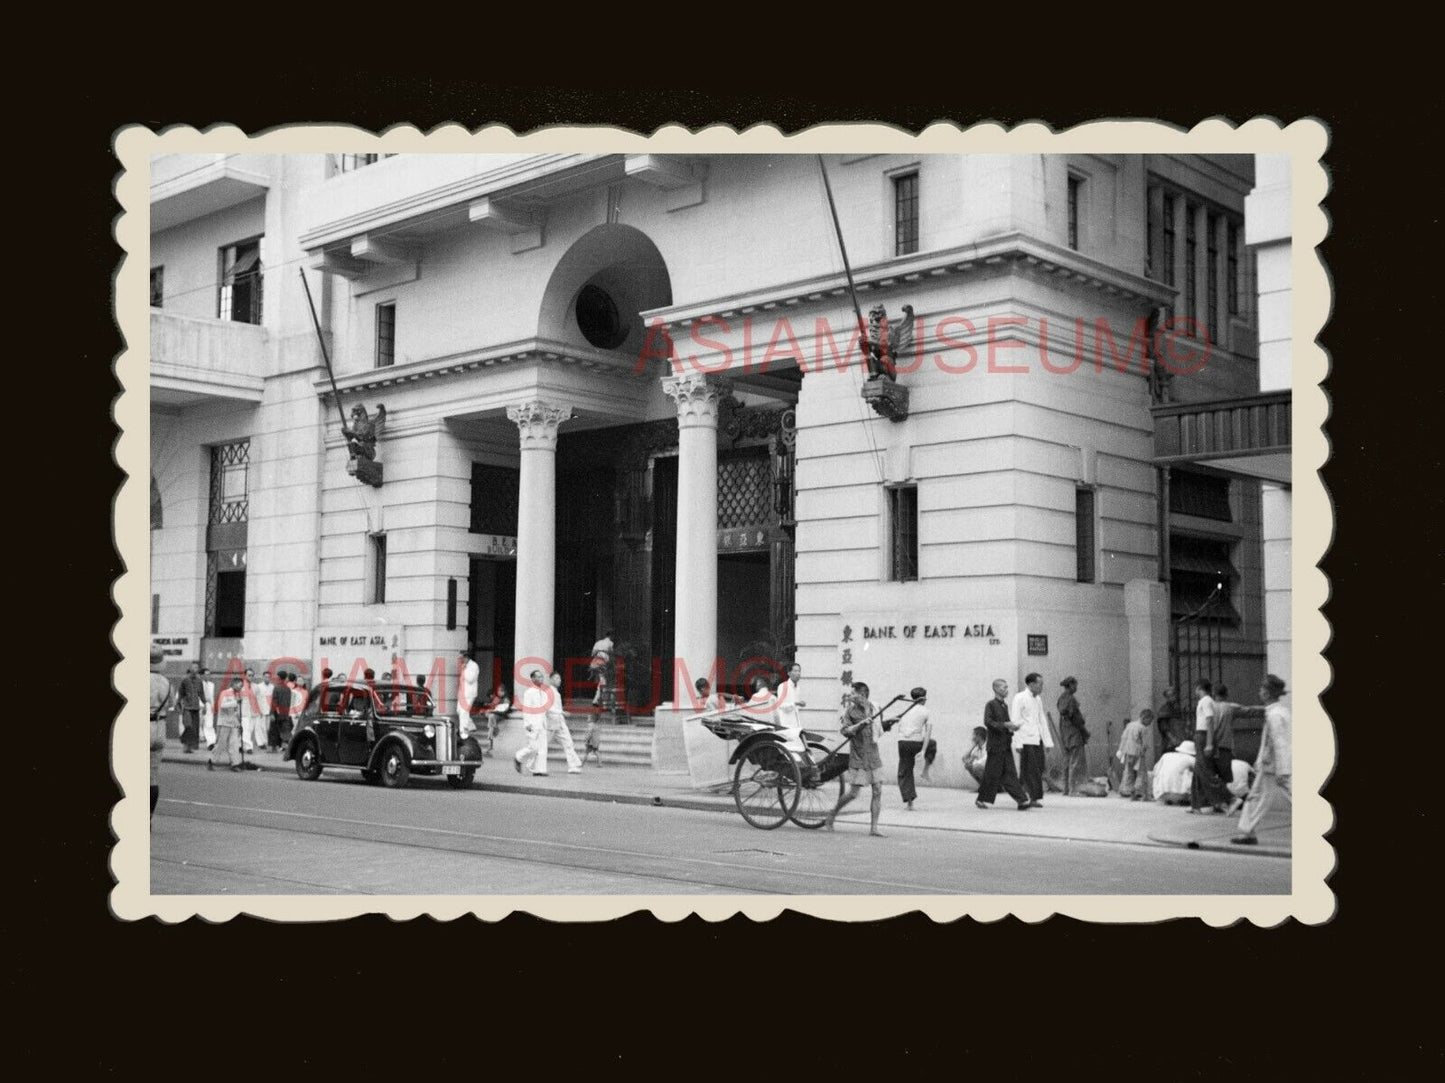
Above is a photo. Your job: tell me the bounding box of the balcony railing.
[151,310,267,406]
[1152,390,1290,465]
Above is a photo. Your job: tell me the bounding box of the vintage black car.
[284,680,483,789]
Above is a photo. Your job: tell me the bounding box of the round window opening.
[575,283,628,350]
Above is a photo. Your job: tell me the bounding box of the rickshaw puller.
[824,681,886,837]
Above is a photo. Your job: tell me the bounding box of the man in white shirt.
[1232,674,1292,845]
[1011,672,1053,808]
[893,686,934,810]
[458,647,480,740]
[775,663,806,729]
[1189,679,1226,813]
[252,670,274,752]
[515,668,551,775]
[589,630,615,707]
[199,667,217,749]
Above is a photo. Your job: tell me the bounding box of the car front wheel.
[377,745,411,789]
[446,737,483,789]
[295,738,322,782]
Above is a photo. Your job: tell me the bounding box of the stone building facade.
[149,149,1278,786]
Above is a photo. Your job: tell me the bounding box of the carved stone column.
[506,400,572,679]
[661,373,726,704]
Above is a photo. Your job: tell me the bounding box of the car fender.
[368,732,415,771]
[284,723,319,763]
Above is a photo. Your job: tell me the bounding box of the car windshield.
[373,684,433,717]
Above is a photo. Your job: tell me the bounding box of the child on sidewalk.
[1116,709,1153,800]
[582,719,603,766]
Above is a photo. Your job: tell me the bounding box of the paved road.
[151,764,1290,895]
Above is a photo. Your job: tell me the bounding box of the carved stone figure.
[866,303,915,381]
[345,404,387,461]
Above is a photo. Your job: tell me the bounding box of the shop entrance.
[468,557,516,696]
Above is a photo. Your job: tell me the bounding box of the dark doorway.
[214,569,246,638]
[650,455,678,703]
[468,557,516,695]
[718,550,772,700]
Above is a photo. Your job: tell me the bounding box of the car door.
[314,684,345,762]
[337,688,375,767]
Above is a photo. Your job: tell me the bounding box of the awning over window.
[227,248,260,279]
[1169,551,1239,579]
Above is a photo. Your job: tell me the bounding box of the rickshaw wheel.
[790,743,843,829]
[734,740,799,830]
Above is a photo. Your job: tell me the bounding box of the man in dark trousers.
[976,679,1032,811]
[177,663,204,753]
[1057,676,1090,795]
[1156,686,1184,753]
[269,669,293,751]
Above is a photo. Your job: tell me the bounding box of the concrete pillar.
[1125,578,1169,719]
[1262,483,1291,686]
[506,400,572,677]
[661,372,725,699]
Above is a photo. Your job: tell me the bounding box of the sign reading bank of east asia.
[315,625,405,679]
[835,612,1014,696]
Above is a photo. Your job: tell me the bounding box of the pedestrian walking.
[251,669,274,751]
[1057,676,1090,795]
[199,666,217,749]
[976,679,1032,810]
[582,719,603,766]
[541,673,583,774]
[459,647,481,740]
[207,676,245,772]
[269,671,292,751]
[1011,673,1053,806]
[1116,709,1152,800]
[894,686,935,810]
[514,668,553,776]
[149,648,173,818]
[177,664,204,753]
[1189,679,1228,814]
[1232,675,1292,846]
[825,682,886,836]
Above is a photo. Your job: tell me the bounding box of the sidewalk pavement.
[160,738,1289,858]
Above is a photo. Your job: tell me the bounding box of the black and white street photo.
[120,124,1328,914]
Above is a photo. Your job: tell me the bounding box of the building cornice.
[644,232,1175,331]
[299,154,624,251]
[312,336,653,399]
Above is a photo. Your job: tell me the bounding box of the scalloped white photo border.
[111,118,1332,924]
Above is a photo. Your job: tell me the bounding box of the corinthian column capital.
[662,373,729,430]
[506,400,573,450]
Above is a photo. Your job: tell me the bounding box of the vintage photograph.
[115,123,1329,918]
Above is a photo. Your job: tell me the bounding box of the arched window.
[151,475,163,530]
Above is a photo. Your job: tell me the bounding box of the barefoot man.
[825,681,886,836]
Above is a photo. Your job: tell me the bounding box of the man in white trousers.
[515,668,552,775]
[458,647,480,741]
[1231,674,1292,845]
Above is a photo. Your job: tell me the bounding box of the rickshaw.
[695,694,918,829]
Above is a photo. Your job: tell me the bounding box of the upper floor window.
[887,483,919,582]
[1184,207,1198,330]
[368,532,388,605]
[1075,487,1096,583]
[1207,212,1220,343]
[150,266,164,308]
[376,302,396,368]
[336,153,396,173]
[1161,193,1177,287]
[209,440,250,525]
[219,238,263,325]
[893,172,919,257]
[1067,173,1084,251]
[1227,221,1241,317]
[1169,468,1231,522]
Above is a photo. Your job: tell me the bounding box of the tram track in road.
[154,798,967,895]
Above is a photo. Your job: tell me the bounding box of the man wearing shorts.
[824,681,886,836]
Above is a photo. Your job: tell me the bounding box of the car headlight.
[423,724,435,739]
